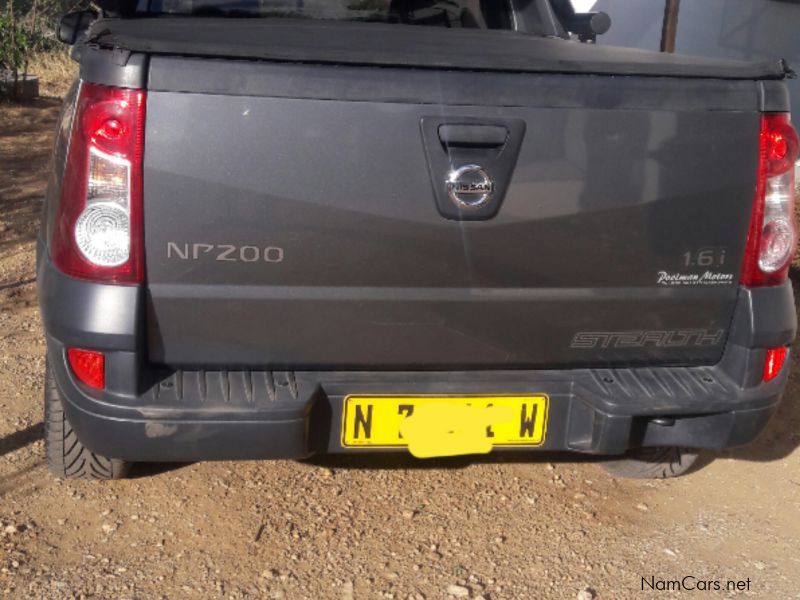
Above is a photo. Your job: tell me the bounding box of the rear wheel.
[44,360,131,480]
[600,446,700,479]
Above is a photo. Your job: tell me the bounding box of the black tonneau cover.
[87,18,791,80]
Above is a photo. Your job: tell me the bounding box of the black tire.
[44,360,131,480]
[600,446,700,479]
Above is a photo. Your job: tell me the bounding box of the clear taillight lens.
[759,171,794,273]
[741,114,798,287]
[74,147,132,267]
[51,82,145,284]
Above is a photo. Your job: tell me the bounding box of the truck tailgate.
[143,57,760,369]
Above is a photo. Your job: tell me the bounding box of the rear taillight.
[51,83,145,284]
[740,114,798,287]
[67,348,106,390]
[763,346,788,382]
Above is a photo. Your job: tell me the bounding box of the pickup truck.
[38,0,798,480]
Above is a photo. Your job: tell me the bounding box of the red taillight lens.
[51,83,146,284]
[740,114,798,287]
[763,346,788,382]
[67,348,106,390]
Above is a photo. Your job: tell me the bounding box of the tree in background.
[1,0,90,99]
[0,0,34,99]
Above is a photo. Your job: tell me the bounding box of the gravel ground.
[1,100,800,600]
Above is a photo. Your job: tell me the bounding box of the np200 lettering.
[167,242,285,263]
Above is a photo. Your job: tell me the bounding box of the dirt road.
[1,100,799,600]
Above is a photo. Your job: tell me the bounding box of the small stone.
[4,525,18,535]
[635,503,649,512]
[663,548,677,557]
[402,510,415,519]
[446,584,470,598]
[754,561,766,571]
[342,581,355,600]
[577,588,596,600]
[101,524,116,534]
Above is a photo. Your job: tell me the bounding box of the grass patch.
[26,48,78,98]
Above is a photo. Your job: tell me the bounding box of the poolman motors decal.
[657,271,734,286]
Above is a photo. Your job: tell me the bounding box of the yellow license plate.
[341,395,548,457]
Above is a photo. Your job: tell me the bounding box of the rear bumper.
[38,241,796,462]
[47,339,788,462]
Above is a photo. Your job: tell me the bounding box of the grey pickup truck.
[38,0,797,480]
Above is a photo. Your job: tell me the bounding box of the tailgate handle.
[438,124,508,148]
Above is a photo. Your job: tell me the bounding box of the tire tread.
[44,359,131,480]
[601,446,699,479]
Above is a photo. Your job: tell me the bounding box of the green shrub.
[1,0,33,98]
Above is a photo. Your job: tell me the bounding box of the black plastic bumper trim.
[48,334,788,461]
